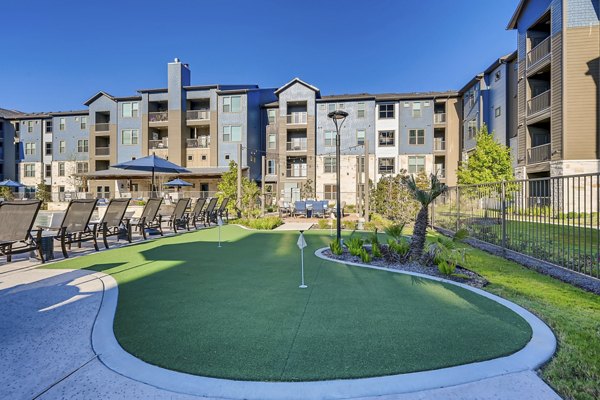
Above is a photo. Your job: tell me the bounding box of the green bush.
[388,237,410,256]
[437,259,457,276]
[342,220,357,230]
[368,230,380,246]
[346,236,365,256]
[359,247,372,263]
[384,223,405,242]
[371,243,382,258]
[329,239,343,255]
[236,217,283,230]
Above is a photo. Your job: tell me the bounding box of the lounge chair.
[131,198,163,240]
[53,199,99,258]
[0,200,44,262]
[313,201,326,218]
[163,198,191,234]
[96,198,131,248]
[203,197,218,226]
[293,201,307,217]
[188,198,206,229]
[278,200,291,217]
[216,197,229,222]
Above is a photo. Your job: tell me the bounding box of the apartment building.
[0,108,23,182]
[507,0,599,179]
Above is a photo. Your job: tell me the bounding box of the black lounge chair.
[0,200,44,263]
[203,197,218,226]
[54,199,99,258]
[163,198,191,234]
[131,198,163,240]
[216,197,230,222]
[188,198,206,229]
[96,198,131,248]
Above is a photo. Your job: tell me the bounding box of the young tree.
[217,161,239,215]
[35,180,51,209]
[0,186,14,201]
[457,124,514,185]
[301,179,315,200]
[370,170,419,224]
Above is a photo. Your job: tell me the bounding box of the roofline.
[459,74,485,94]
[49,110,89,116]
[84,91,115,106]
[274,78,320,96]
[137,88,168,94]
[374,91,460,101]
[507,0,527,30]
[317,94,376,102]
[458,50,518,94]
[113,95,142,101]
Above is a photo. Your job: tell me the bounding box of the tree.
[217,161,239,215]
[0,187,14,201]
[370,170,419,225]
[457,124,514,185]
[35,180,51,209]
[405,174,447,261]
[301,179,314,200]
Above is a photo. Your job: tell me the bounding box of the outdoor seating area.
[0,196,230,263]
[280,200,343,219]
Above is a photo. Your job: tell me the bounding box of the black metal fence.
[432,172,600,279]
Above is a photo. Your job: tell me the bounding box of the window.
[324,157,336,173]
[268,134,276,149]
[14,122,20,133]
[58,162,65,176]
[59,118,66,131]
[408,156,426,174]
[412,102,422,118]
[327,103,336,113]
[324,130,335,146]
[356,129,366,146]
[45,120,53,133]
[267,159,276,175]
[357,102,365,118]
[27,121,34,133]
[408,129,425,145]
[223,125,242,142]
[378,130,394,146]
[223,96,241,113]
[267,109,276,124]
[25,142,36,155]
[77,139,89,152]
[357,156,366,173]
[378,158,395,174]
[45,142,53,156]
[188,155,193,161]
[121,129,139,145]
[467,120,477,139]
[495,107,502,118]
[324,184,337,200]
[201,155,207,160]
[378,104,394,119]
[45,164,52,178]
[80,116,87,129]
[76,162,88,174]
[24,164,35,177]
[495,71,502,81]
[122,102,139,118]
[225,154,230,160]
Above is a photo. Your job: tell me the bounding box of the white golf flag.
[218,217,224,226]
[297,233,307,249]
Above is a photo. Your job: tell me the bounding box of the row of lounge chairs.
[0,197,229,263]
[279,200,345,218]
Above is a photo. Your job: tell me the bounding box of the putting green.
[43,225,532,381]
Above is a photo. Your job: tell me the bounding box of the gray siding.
[52,115,89,162]
[399,100,434,154]
[486,63,509,145]
[567,0,599,27]
[217,93,248,167]
[116,101,142,163]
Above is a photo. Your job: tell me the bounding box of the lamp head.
[327,110,349,120]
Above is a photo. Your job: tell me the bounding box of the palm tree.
[405,174,447,261]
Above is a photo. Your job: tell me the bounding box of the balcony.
[186,137,210,148]
[95,147,110,156]
[527,143,551,164]
[434,113,446,124]
[527,90,551,117]
[95,123,109,132]
[286,138,307,151]
[435,168,446,178]
[186,110,210,121]
[149,139,168,149]
[286,165,307,178]
[149,111,168,123]
[527,36,551,69]
[286,112,307,125]
[433,138,446,151]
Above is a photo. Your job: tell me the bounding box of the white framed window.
[408,156,426,174]
[25,142,36,155]
[412,102,422,118]
[122,102,139,118]
[59,140,66,153]
[356,129,366,146]
[378,158,395,174]
[59,118,66,131]
[357,102,365,118]
[324,156,336,173]
[27,121,34,133]
[77,139,89,153]
[409,129,425,145]
[378,130,394,146]
[268,134,276,149]
[24,164,35,177]
[467,120,477,139]
[121,129,139,145]
[267,159,276,175]
[223,125,242,142]
[378,104,394,119]
[45,120,53,133]
[324,184,337,200]
[223,96,241,113]
[324,130,335,146]
[80,116,87,129]
[58,162,65,177]
[76,162,89,174]
[267,109,276,124]
[45,164,52,178]
[45,142,53,156]
[495,107,502,118]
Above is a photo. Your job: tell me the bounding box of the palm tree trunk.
[409,206,429,261]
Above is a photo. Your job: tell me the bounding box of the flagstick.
[299,230,307,289]
[218,217,223,248]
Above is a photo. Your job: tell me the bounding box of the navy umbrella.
[0,179,25,188]
[112,154,190,195]
[164,178,192,192]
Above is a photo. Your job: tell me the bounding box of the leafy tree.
[405,174,447,261]
[301,179,315,200]
[217,161,240,215]
[0,186,14,201]
[35,180,51,209]
[240,178,261,219]
[457,124,514,185]
[370,170,419,224]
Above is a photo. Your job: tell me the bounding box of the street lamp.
[327,109,348,243]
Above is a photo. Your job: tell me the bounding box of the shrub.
[342,220,357,230]
[236,217,283,230]
[346,236,365,256]
[384,223,405,242]
[371,243,382,258]
[437,259,457,276]
[329,239,343,255]
[388,237,410,256]
[359,247,371,263]
[368,230,380,247]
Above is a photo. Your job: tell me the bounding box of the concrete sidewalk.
[0,260,561,400]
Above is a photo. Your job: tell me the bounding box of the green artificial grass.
[43,226,531,381]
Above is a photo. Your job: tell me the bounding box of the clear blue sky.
[0,0,520,112]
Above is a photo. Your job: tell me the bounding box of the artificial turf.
[43,226,532,381]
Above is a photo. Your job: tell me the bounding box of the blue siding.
[567,0,599,27]
[399,100,434,154]
[116,101,142,162]
[52,115,89,162]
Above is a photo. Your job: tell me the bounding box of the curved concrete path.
[0,250,562,399]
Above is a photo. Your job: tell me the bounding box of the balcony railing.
[434,113,446,124]
[286,138,307,151]
[286,165,307,178]
[435,168,446,178]
[149,111,168,123]
[95,147,110,156]
[95,123,109,132]
[527,36,551,68]
[527,143,551,164]
[286,112,307,124]
[434,138,446,151]
[149,139,168,149]
[186,137,210,148]
[527,90,551,116]
[186,110,210,121]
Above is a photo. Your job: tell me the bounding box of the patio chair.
[293,201,307,217]
[95,198,131,249]
[52,199,99,258]
[313,201,326,218]
[163,198,191,234]
[216,197,229,222]
[188,198,207,229]
[131,198,163,240]
[278,199,291,217]
[0,200,44,262]
[203,197,218,226]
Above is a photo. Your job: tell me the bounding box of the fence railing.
[527,36,551,68]
[186,110,210,121]
[527,143,551,164]
[186,137,210,148]
[149,139,168,149]
[527,90,551,116]
[95,147,110,156]
[286,112,307,124]
[434,113,446,124]
[432,172,600,279]
[149,111,168,123]
[433,138,446,151]
[286,139,308,151]
[95,123,110,132]
[286,166,307,178]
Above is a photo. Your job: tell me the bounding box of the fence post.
[456,187,460,233]
[501,180,507,253]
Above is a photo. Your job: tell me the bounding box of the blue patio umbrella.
[112,154,190,195]
[164,178,192,192]
[0,179,25,188]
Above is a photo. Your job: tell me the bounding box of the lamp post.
[327,110,348,243]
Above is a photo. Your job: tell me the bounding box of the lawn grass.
[41,226,531,381]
